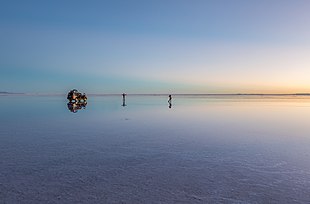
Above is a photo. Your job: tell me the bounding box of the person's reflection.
[168,101,172,108]
[67,101,87,113]
[122,93,127,107]
[168,94,172,108]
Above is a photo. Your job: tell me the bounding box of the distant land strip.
[1,92,310,96]
[0,91,25,95]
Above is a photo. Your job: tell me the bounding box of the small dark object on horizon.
[168,95,172,103]
[122,93,126,106]
[67,89,87,102]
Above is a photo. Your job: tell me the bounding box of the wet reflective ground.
[1,95,310,203]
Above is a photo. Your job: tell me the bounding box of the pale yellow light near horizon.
[124,42,310,94]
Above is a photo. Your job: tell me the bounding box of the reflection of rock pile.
[67,101,87,113]
[67,89,87,102]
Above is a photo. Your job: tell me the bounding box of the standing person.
[168,95,172,103]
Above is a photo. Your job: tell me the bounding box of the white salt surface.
[0,95,310,203]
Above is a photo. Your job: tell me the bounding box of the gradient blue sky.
[1,0,310,94]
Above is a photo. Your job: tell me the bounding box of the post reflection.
[168,101,172,108]
[168,94,172,108]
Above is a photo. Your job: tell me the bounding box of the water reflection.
[2,95,310,203]
[67,101,87,113]
[168,101,172,108]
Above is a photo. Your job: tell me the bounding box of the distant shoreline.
[1,92,310,96]
[0,91,25,95]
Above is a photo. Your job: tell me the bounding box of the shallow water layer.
[0,95,310,203]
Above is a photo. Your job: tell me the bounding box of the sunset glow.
[1,0,310,93]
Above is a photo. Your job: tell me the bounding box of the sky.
[1,0,310,94]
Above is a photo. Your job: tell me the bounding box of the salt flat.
[1,95,310,203]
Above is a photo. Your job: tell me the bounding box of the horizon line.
[1,91,310,96]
